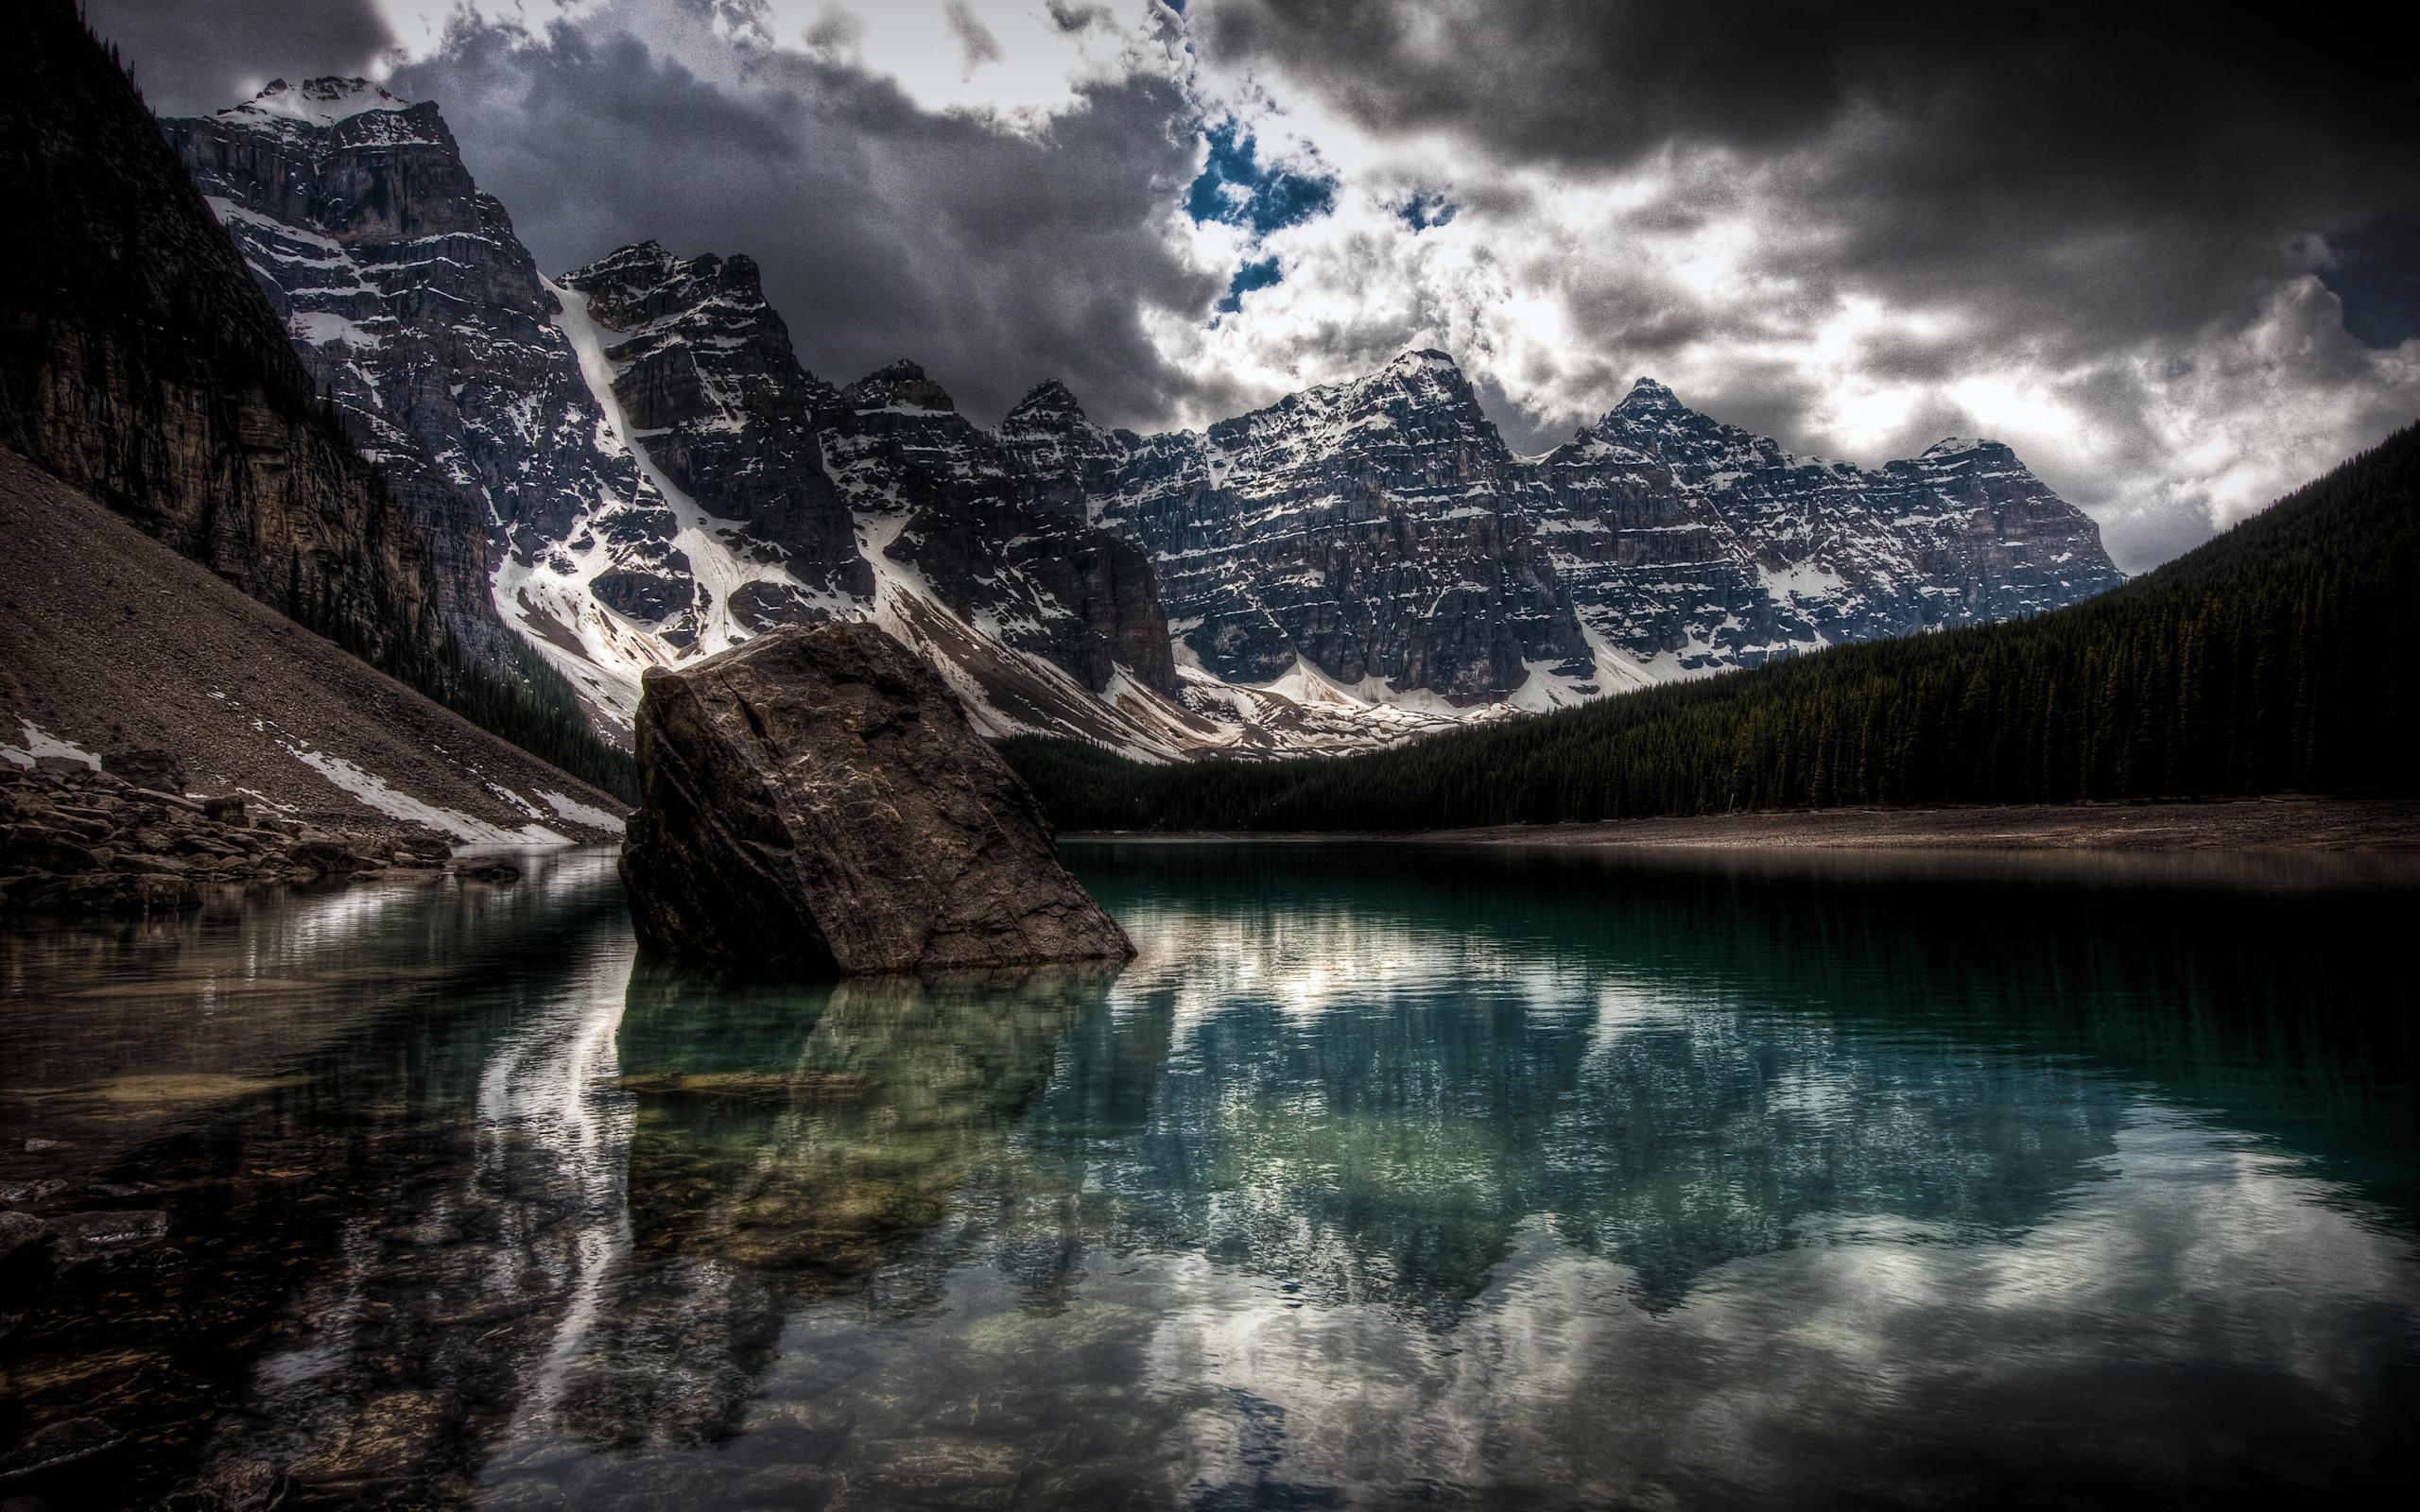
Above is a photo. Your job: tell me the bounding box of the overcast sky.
[93,0,2420,570]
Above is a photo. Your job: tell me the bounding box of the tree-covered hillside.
[1003,422,2420,832]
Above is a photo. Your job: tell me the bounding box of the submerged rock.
[0,1416,124,1482]
[45,1209,168,1266]
[618,624,1133,974]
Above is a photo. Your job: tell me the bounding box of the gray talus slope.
[0,452,623,847]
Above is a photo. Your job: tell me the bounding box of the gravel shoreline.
[1068,797,2420,853]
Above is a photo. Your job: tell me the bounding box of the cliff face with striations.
[1530,378,2127,674]
[0,8,443,680]
[816,354,1181,699]
[996,358,2124,711]
[166,83,1201,757]
[556,243,869,627]
[1003,352,1588,703]
[162,78,682,686]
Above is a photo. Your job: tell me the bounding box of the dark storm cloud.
[1195,0,2419,358]
[378,14,1226,429]
[85,0,396,115]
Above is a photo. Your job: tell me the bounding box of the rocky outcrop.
[618,624,1133,975]
[162,79,685,695]
[0,761,454,918]
[557,243,868,617]
[553,248,1182,707]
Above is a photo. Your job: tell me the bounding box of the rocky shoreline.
[0,755,515,918]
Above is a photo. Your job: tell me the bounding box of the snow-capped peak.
[225,77,412,127]
[1004,378,1089,427]
[1609,376,1686,414]
[1919,436,1998,458]
[842,360,955,413]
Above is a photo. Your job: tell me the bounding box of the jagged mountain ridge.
[548,244,1198,749]
[997,358,2126,707]
[1532,378,2125,676]
[166,76,2123,761]
[167,84,1211,758]
[163,77,681,678]
[1011,352,1594,708]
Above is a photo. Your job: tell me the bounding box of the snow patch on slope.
[280,740,568,848]
[499,280,866,738]
[2,719,101,771]
[539,788,627,834]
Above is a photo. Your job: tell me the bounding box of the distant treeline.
[1003,422,2420,832]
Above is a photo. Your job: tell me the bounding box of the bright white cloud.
[359,0,2417,572]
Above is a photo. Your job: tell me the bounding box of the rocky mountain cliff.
[3,0,625,799]
[162,73,2121,761]
[163,81,691,735]
[999,358,2125,711]
[2,24,442,683]
[1532,378,2125,674]
[553,245,1177,720]
[166,79,1200,754]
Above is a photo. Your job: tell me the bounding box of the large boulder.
[618,624,1133,974]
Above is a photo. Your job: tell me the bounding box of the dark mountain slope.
[0,0,630,797]
[0,451,622,845]
[1004,422,2420,830]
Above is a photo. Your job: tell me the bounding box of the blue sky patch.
[1399,191,1458,232]
[2319,210,2420,350]
[1186,119,1337,239]
[1217,255,1284,316]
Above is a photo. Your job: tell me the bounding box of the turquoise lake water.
[1,842,2415,1507]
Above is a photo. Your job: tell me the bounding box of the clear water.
[2,842,2416,1509]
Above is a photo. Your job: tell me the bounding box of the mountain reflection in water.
[0,843,2413,1509]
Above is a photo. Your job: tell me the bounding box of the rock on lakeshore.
[618,624,1134,974]
[0,759,459,918]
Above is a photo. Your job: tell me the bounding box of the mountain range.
[2,2,2400,879]
[164,77,2124,760]
[1006,416,2420,828]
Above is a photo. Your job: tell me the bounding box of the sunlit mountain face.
[89,0,2420,577]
